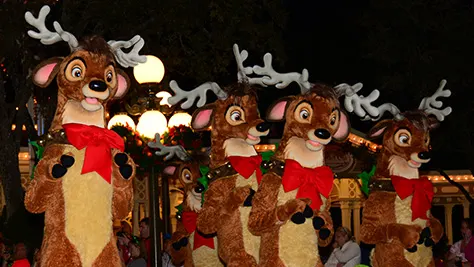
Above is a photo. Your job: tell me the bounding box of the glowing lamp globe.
[136,110,168,139]
[168,112,192,128]
[133,55,165,84]
[107,114,136,130]
[156,91,172,107]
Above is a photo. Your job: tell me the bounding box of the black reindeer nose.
[89,80,107,92]
[194,183,205,194]
[256,122,271,132]
[314,129,331,140]
[418,151,431,160]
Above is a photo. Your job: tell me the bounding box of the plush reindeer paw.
[51,155,75,179]
[291,205,314,224]
[114,153,133,179]
[171,237,189,251]
[313,211,333,241]
[243,188,256,207]
[276,198,311,223]
[398,224,422,253]
[418,227,435,247]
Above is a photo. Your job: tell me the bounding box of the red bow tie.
[281,160,334,210]
[63,123,125,184]
[182,211,215,250]
[391,175,434,221]
[227,155,263,184]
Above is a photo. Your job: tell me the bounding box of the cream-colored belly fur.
[189,232,223,267]
[277,187,318,267]
[236,172,260,263]
[395,196,431,267]
[62,146,113,267]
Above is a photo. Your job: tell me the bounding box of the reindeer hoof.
[418,227,431,244]
[406,245,418,253]
[424,238,434,247]
[319,228,331,240]
[303,205,313,218]
[52,155,75,178]
[243,188,255,207]
[291,212,305,224]
[115,153,133,179]
[312,216,325,230]
[172,237,189,251]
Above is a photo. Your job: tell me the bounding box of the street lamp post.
[133,55,167,267]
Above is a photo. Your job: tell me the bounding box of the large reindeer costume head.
[24,6,145,267]
[167,45,271,266]
[339,81,451,267]
[26,6,145,131]
[246,51,350,267]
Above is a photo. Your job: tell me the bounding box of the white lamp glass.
[107,114,136,130]
[156,91,172,107]
[168,112,192,128]
[133,55,165,84]
[136,110,168,139]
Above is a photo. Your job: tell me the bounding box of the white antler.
[25,5,79,50]
[418,79,452,121]
[148,133,191,161]
[251,50,311,94]
[335,83,404,121]
[108,35,147,68]
[168,81,228,109]
[233,44,269,86]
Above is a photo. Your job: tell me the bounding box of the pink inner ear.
[163,166,177,175]
[192,109,213,129]
[370,127,387,138]
[115,74,128,98]
[334,112,349,140]
[34,63,57,86]
[268,101,287,121]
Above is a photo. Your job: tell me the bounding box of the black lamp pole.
[148,160,162,266]
[162,174,171,235]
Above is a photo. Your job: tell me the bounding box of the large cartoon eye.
[72,67,82,78]
[225,106,246,126]
[65,58,86,82]
[329,109,340,129]
[394,129,412,147]
[106,71,113,83]
[231,111,242,121]
[180,168,193,184]
[294,102,313,123]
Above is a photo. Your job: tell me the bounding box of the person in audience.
[127,240,146,267]
[11,243,30,267]
[139,218,150,267]
[325,227,361,267]
[449,218,473,267]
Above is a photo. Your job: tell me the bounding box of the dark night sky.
[255,0,474,171]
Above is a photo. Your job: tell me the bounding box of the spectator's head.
[461,218,473,239]
[121,221,132,234]
[139,218,150,239]
[129,242,144,258]
[335,227,354,247]
[14,242,27,260]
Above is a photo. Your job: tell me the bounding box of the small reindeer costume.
[162,158,222,267]
[167,45,270,266]
[246,54,350,266]
[336,81,450,267]
[24,6,145,267]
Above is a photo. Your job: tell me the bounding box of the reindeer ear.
[32,57,63,88]
[333,111,351,141]
[266,97,293,122]
[114,69,130,99]
[191,104,215,131]
[368,119,392,139]
[163,165,177,176]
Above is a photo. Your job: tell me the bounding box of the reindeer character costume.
[162,159,223,267]
[167,45,271,266]
[336,81,450,267]
[245,53,350,266]
[23,6,145,267]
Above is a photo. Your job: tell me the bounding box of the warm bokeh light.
[133,55,165,84]
[136,110,168,139]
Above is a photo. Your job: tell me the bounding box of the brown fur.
[249,84,350,267]
[195,84,268,267]
[360,110,443,267]
[166,161,222,267]
[25,35,135,267]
